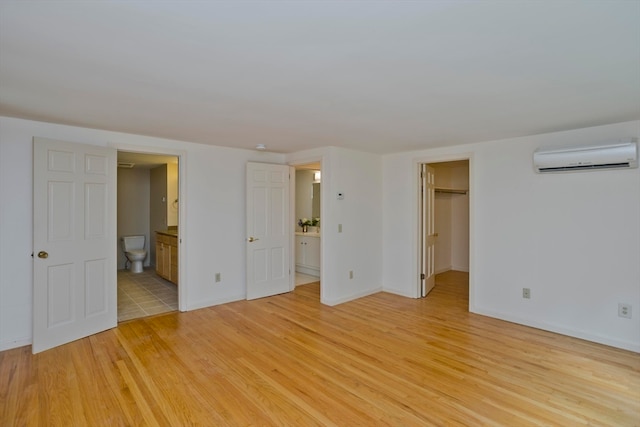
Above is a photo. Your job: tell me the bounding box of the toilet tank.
[122,235,145,251]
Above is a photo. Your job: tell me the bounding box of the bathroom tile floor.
[118,270,317,322]
[117,268,178,322]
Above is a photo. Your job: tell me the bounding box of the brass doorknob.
[38,251,48,259]
[247,237,259,242]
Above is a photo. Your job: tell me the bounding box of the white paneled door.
[419,164,436,297]
[32,138,117,353]
[246,162,291,300]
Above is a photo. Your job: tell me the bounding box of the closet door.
[419,164,436,297]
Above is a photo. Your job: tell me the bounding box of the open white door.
[246,162,291,300]
[419,164,436,297]
[33,138,117,353]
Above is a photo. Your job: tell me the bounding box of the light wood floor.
[2,271,639,426]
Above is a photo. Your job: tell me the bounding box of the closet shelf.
[435,187,468,195]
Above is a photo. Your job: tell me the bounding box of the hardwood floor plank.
[1,272,639,426]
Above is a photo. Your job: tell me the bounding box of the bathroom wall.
[117,168,151,269]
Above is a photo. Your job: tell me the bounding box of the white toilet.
[121,235,147,273]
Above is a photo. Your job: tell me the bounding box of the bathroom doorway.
[294,162,322,295]
[116,151,180,321]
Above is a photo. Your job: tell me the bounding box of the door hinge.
[420,273,425,280]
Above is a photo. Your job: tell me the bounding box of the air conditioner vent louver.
[538,163,631,172]
[118,162,135,168]
[534,140,637,173]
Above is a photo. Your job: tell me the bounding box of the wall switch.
[522,288,531,299]
[349,270,354,279]
[338,224,342,233]
[618,303,632,319]
[215,273,221,283]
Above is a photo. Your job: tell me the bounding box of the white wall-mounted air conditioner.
[533,139,638,173]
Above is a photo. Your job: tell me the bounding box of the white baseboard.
[471,307,640,353]
[435,266,451,275]
[186,294,245,311]
[322,286,382,306]
[383,287,418,298]
[0,338,31,352]
[295,265,320,276]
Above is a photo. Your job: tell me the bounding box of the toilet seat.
[126,249,146,258]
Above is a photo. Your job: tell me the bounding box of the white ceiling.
[1,1,638,154]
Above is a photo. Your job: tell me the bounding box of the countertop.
[156,229,178,237]
[295,232,320,237]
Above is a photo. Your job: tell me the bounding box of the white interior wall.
[117,167,151,269]
[0,116,284,350]
[2,115,637,352]
[287,147,384,306]
[383,120,640,352]
[0,120,32,349]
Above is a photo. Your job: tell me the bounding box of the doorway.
[294,162,322,292]
[419,160,469,297]
[116,151,180,321]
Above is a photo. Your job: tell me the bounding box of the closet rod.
[434,188,468,195]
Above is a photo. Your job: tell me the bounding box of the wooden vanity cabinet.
[156,232,178,285]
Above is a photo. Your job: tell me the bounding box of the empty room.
[1,1,639,425]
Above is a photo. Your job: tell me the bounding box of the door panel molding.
[246,162,291,300]
[33,137,117,353]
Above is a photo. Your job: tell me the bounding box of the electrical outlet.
[349,270,354,279]
[215,273,221,283]
[618,303,632,319]
[522,288,531,299]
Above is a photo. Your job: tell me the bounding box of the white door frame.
[413,154,474,309]
[112,144,188,311]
